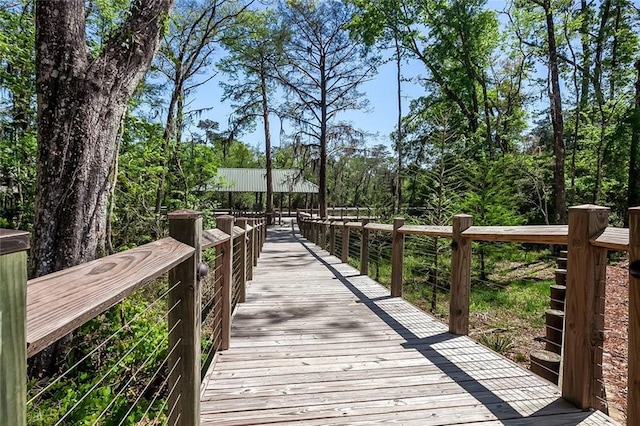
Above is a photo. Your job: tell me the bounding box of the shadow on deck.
[200,225,618,425]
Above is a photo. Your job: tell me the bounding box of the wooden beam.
[167,209,202,426]
[561,205,608,410]
[364,223,393,233]
[0,237,29,426]
[461,225,568,244]
[399,225,453,238]
[26,238,194,357]
[391,218,405,298]
[590,227,629,251]
[0,229,29,256]
[629,207,640,423]
[450,214,473,335]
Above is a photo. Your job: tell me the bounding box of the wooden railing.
[0,212,266,426]
[298,204,639,425]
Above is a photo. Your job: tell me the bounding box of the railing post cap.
[568,204,610,212]
[168,209,202,219]
[629,206,640,212]
[454,214,473,219]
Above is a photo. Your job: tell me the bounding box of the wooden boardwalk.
[200,224,618,425]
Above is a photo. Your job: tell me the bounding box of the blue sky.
[187,0,515,152]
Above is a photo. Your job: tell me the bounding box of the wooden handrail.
[26,237,194,358]
[1,213,268,426]
[590,226,629,251]
[399,225,453,237]
[462,225,568,244]
[202,228,231,249]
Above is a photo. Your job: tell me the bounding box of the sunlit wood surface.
[201,224,618,425]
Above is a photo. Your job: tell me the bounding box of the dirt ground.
[603,262,629,423]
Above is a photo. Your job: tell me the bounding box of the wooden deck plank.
[201,224,619,425]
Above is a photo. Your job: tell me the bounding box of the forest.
[1,0,639,423]
[0,0,639,270]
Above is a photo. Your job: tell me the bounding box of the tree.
[0,2,36,229]
[629,60,640,212]
[30,0,174,372]
[153,0,250,213]
[276,0,376,218]
[218,9,286,223]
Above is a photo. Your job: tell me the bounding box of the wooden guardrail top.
[590,227,629,251]
[462,225,569,244]
[201,228,231,250]
[0,228,30,255]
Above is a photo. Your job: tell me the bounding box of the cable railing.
[297,205,639,425]
[0,212,266,426]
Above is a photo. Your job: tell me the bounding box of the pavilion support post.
[562,205,608,410]
[391,217,405,297]
[449,214,473,335]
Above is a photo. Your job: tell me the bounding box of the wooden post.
[360,219,370,275]
[562,205,609,410]
[629,207,640,423]
[252,219,259,267]
[0,229,29,426]
[236,218,248,303]
[391,217,405,297]
[341,219,349,263]
[320,221,327,250]
[246,219,254,280]
[216,215,234,351]
[329,222,336,255]
[168,210,202,426]
[449,214,473,335]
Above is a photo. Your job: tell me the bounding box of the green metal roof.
[210,168,318,193]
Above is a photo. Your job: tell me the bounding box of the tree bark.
[30,0,173,372]
[319,53,328,219]
[543,1,566,224]
[394,34,402,214]
[629,60,640,215]
[261,63,275,224]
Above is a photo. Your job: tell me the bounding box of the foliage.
[28,282,170,425]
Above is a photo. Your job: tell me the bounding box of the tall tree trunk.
[570,0,592,205]
[261,64,274,224]
[629,60,640,215]
[319,56,328,219]
[592,0,611,204]
[543,1,566,224]
[155,71,182,214]
[394,34,402,214]
[30,0,173,374]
